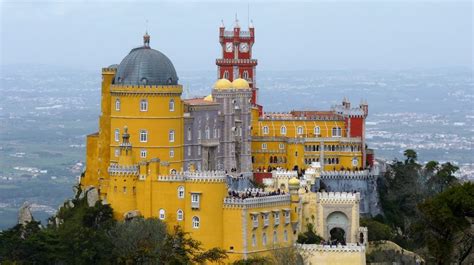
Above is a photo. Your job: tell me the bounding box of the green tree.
[296,223,324,244]
[426,162,459,194]
[403,149,418,165]
[416,182,474,265]
[108,217,168,264]
[160,225,227,264]
[360,218,393,241]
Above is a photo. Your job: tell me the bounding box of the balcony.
[216,58,258,66]
[198,138,219,147]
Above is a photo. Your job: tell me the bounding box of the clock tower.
[217,18,259,105]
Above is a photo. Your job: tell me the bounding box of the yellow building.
[81,24,369,264]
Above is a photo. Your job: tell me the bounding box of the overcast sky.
[1,1,472,71]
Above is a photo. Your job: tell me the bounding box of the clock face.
[225,42,233,52]
[239,42,249,52]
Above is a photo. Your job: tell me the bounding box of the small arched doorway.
[330,227,346,244]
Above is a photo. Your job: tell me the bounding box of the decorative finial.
[234,13,240,28]
[143,32,150,47]
[221,19,225,28]
[249,19,254,28]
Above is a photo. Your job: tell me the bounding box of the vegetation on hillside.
[365,149,473,264]
[0,187,227,265]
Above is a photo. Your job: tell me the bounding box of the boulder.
[85,187,99,207]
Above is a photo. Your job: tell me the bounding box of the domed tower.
[83,33,184,195]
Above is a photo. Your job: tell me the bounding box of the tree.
[426,162,459,194]
[416,182,474,264]
[160,225,227,264]
[108,217,168,264]
[403,149,418,165]
[360,218,393,241]
[296,223,324,244]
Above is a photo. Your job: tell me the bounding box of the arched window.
[114,129,120,142]
[192,216,200,229]
[262,232,267,246]
[115,98,120,111]
[177,186,185,199]
[140,149,147,158]
[140,99,148,111]
[169,99,175,112]
[177,209,184,221]
[159,209,165,220]
[169,130,175,142]
[280,126,287,135]
[169,148,174,158]
[243,71,249,80]
[314,126,320,135]
[123,186,127,193]
[273,230,278,243]
[262,126,269,134]
[223,71,229,79]
[297,126,303,135]
[251,234,256,247]
[140,130,148,142]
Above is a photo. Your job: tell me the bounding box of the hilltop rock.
[18,202,33,225]
[85,186,99,207]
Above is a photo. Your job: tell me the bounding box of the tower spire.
[143,32,150,47]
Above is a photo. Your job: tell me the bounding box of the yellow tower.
[288,177,301,234]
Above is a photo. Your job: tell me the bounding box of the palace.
[81,18,374,264]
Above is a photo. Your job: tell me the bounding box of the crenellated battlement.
[108,163,139,176]
[261,112,343,121]
[297,243,365,253]
[157,170,227,183]
[320,170,373,180]
[223,194,290,208]
[102,67,117,73]
[272,169,297,179]
[317,192,360,203]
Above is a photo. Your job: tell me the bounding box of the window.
[114,129,120,142]
[114,148,120,157]
[140,149,147,158]
[284,230,288,242]
[252,215,259,228]
[159,209,165,220]
[123,186,127,193]
[243,71,249,80]
[223,71,229,79]
[169,130,175,142]
[115,99,120,111]
[314,126,320,135]
[192,216,200,228]
[177,209,183,221]
[198,130,202,140]
[177,186,185,198]
[263,214,269,227]
[262,232,267,246]
[191,193,200,209]
[261,143,267,150]
[332,127,342,137]
[251,234,256,247]
[169,148,174,158]
[280,126,287,135]
[279,143,285,150]
[273,230,278,243]
[140,99,148,111]
[214,128,218,139]
[140,130,148,142]
[187,127,192,141]
[205,126,210,139]
[262,126,269,135]
[274,212,280,225]
[297,126,303,135]
[197,147,201,156]
[169,99,175,112]
[187,146,192,156]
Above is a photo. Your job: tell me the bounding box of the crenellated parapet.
[317,192,360,203]
[272,169,298,179]
[108,163,139,176]
[297,243,365,253]
[223,194,290,208]
[157,170,227,183]
[320,170,373,180]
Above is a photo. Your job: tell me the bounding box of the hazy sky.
[1,1,472,71]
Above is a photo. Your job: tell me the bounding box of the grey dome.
[114,46,178,86]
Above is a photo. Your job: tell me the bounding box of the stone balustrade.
[272,169,297,179]
[108,163,139,176]
[223,194,290,208]
[320,170,373,180]
[296,243,365,252]
[157,170,227,182]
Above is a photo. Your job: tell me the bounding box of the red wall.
[253,172,272,184]
[349,117,364,137]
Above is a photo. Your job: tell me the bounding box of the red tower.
[217,18,258,105]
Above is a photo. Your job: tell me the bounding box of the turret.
[288,177,300,232]
[118,126,134,166]
[360,99,368,116]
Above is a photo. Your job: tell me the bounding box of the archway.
[330,227,345,244]
[326,211,349,244]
